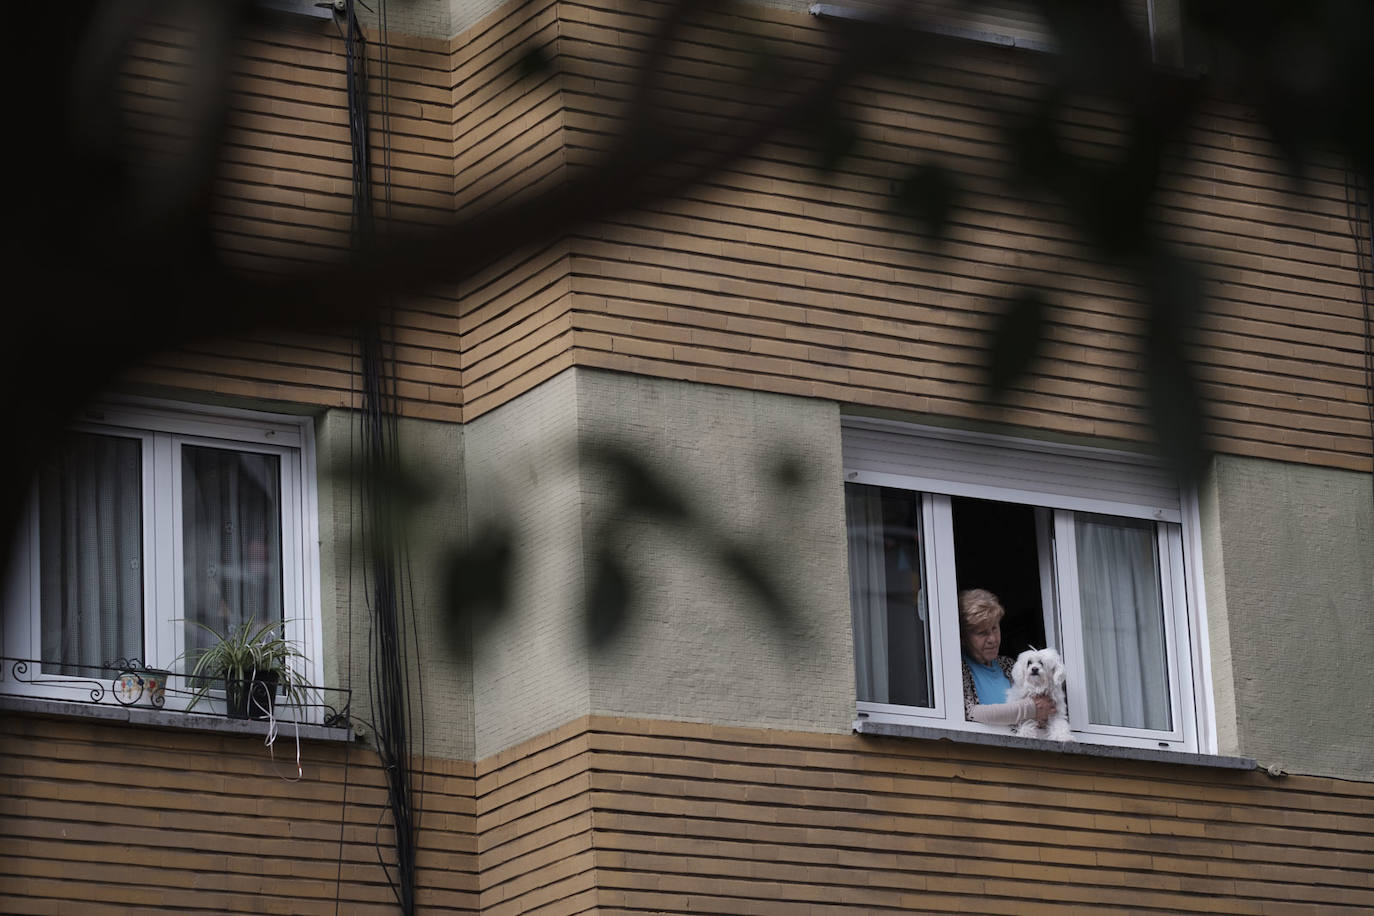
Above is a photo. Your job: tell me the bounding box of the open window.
[2,401,321,713]
[843,417,1212,753]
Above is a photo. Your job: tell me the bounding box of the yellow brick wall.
[556,0,1374,473]
[110,0,1373,475]
[7,712,1366,913]
[0,713,477,914]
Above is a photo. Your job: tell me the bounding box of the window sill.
[855,719,1255,770]
[0,693,353,743]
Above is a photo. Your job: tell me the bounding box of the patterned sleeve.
[961,659,977,720]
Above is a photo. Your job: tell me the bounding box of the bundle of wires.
[342,1,424,911]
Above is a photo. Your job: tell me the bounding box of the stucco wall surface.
[576,369,856,735]
[316,409,473,760]
[1204,454,1374,780]
[466,370,591,759]
[464,367,855,758]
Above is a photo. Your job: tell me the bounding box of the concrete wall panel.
[576,369,856,735]
[317,408,473,760]
[466,370,591,759]
[1204,455,1374,779]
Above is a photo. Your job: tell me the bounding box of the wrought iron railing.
[1,655,351,729]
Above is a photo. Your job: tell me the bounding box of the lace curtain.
[181,446,283,660]
[39,432,144,674]
[1075,514,1172,731]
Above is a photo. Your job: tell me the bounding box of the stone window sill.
[855,719,1255,770]
[0,693,353,743]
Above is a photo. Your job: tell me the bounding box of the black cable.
[332,735,351,916]
[360,322,419,914]
[336,7,368,914]
[1345,168,1374,522]
[339,1,422,911]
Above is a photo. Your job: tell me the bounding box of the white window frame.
[844,416,1216,754]
[2,399,322,717]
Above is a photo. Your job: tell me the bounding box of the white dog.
[1009,648,1073,741]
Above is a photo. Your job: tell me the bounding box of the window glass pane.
[39,432,144,675]
[1075,513,1171,730]
[845,484,933,708]
[182,446,283,659]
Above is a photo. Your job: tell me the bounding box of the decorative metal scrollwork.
[10,659,106,703]
[4,655,345,723]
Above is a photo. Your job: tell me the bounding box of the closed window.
[4,402,320,711]
[844,418,1211,752]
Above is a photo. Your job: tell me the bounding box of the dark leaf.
[896,165,958,240]
[1144,256,1208,484]
[518,44,551,79]
[767,451,811,493]
[985,290,1048,398]
[743,38,781,87]
[441,523,514,646]
[1144,330,1207,486]
[716,542,791,625]
[586,441,691,522]
[799,101,859,174]
[586,547,632,648]
[1007,98,1061,187]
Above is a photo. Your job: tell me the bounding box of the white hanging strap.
[252,678,302,782]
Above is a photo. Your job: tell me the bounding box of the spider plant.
[182,618,310,716]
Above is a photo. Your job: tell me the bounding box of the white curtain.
[846,484,889,703]
[1075,514,1171,730]
[182,446,283,660]
[39,432,144,674]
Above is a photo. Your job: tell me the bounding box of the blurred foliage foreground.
[6,0,1374,645]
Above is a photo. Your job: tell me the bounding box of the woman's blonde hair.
[958,588,1005,632]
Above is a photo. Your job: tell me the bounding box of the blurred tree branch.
[7,0,1373,547]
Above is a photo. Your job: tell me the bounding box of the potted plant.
[183,618,310,719]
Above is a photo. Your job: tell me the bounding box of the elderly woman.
[960,588,1056,726]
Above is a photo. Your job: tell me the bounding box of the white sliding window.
[3,401,321,713]
[844,417,1212,753]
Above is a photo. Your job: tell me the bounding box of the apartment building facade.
[2,0,1371,912]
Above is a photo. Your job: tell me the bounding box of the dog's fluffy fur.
[1008,648,1073,741]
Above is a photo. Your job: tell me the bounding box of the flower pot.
[142,669,170,708]
[225,670,280,719]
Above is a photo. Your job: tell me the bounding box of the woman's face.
[964,620,1001,665]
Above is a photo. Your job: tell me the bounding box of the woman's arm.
[971,694,1057,726]
[969,697,1037,726]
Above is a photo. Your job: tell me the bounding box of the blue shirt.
[964,653,1010,705]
